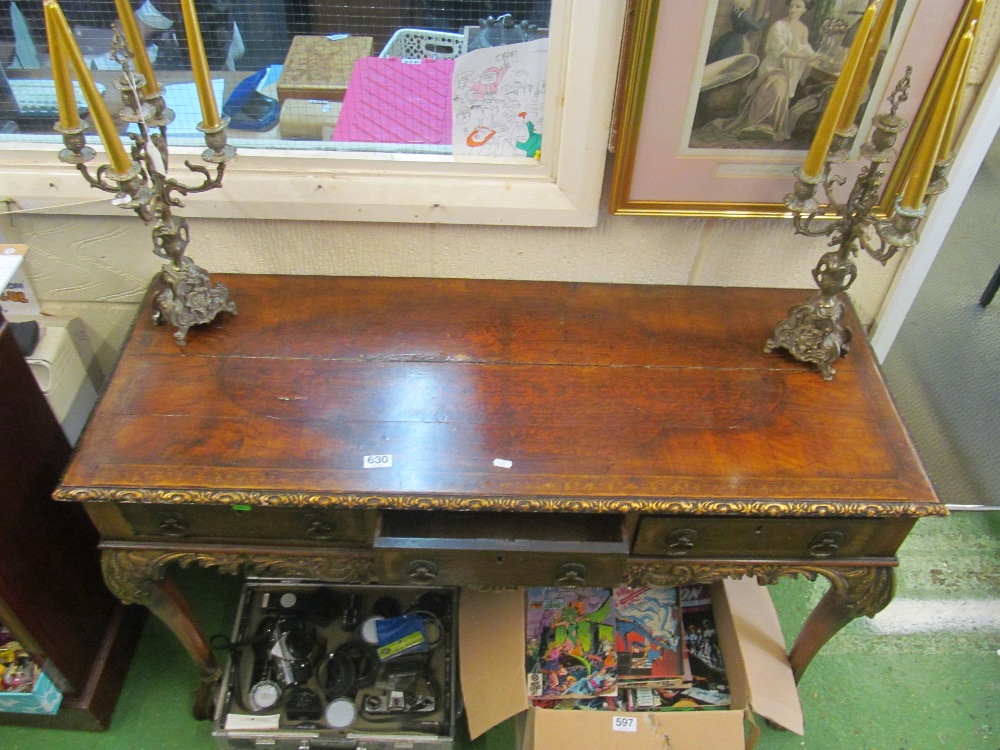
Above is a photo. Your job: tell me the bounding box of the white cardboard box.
[460,578,803,750]
[0,244,40,316]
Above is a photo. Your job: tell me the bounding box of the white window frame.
[0,0,625,228]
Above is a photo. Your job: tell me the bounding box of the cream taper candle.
[801,3,877,179]
[899,29,974,211]
[44,0,132,173]
[179,0,221,129]
[114,0,160,98]
[835,0,896,134]
[937,0,983,162]
[43,0,79,130]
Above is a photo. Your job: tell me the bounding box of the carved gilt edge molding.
[101,548,376,606]
[58,486,947,518]
[627,561,895,618]
[100,551,895,621]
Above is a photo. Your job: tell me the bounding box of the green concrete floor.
[0,512,996,749]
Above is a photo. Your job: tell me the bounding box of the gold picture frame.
[609,0,975,218]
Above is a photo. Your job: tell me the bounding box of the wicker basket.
[379,28,466,60]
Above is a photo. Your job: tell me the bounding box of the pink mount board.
[333,57,454,145]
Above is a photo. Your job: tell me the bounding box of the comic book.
[613,585,687,688]
[678,584,730,705]
[623,686,730,711]
[531,695,621,711]
[524,587,617,700]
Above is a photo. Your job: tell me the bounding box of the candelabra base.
[764,293,852,380]
[152,257,237,346]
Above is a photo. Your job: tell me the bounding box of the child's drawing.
[452,38,548,158]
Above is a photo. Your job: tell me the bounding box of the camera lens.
[335,641,379,689]
[372,596,402,619]
[360,616,384,645]
[248,679,282,711]
[283,627,314,660]
[324,698,357,729]
[317,651,355,699]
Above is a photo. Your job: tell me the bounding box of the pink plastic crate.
[333,57,454,145]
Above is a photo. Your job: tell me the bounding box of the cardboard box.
[460,578,803,750]
[279,99,343,140]
[0,244,40,316]
[0,669,63,716]
[277,35,374,104]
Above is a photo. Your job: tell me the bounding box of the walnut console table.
[56,275,944,718]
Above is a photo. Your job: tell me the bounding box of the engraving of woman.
[706,0,768,64]
[696,0,819,144]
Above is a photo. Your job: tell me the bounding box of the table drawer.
[633,516,907,559]
[119,504,371,545]
[374,510,629,588]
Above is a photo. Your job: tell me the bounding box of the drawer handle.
[303,513,335,540]
[407,560,439,585]
[156,511,189,537]
[555,563,587,587]
[665,528,698,557]
[808,530,845,558]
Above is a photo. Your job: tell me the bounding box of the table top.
[57,275,942,518]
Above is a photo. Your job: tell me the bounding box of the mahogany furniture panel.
[55,276,943,718]
[0,311,144,730]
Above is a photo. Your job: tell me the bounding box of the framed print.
[609,0,972,217]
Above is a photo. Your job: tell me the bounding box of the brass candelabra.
[765,67,946,380]
[55,31,236,346]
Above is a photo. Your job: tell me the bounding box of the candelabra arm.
[791,209,838,239]
[157,161,225,210]
[75,162,125,194]
[872,199,924,264]
[823,172,849,211]
[787,168,846,239]
[74,159,154,223]
[861,224,898,265]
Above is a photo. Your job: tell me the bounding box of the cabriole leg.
[788,565,896,683]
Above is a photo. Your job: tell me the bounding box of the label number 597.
[612,716,637,732]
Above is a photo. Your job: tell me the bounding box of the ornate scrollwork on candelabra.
[55,31,235,346]
[765,68,939,380]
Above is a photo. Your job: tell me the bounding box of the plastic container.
[379,29,466,60]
